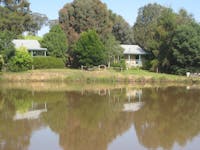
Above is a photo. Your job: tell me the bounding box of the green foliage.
[103,34,123,66]
[133,3,199,74]
[41,25,68,60]
[23,35,43,41]
[0,0,30,12]
[0,2,32,35]
[171,23,200,74]
[0,1,47,36]
[150,9,177,73]
[133,3,169,72]
[133,3,166,49]
[150,59,159,72]
[59,0,134,46]
[110,14,134,44]
[28,12,48,35]
[0,55,4,71]
[72,30,106,68]
[111,59,126,70]
[33,56,65,69]
[8,47,33,72]
[0,30,15,63]
[59,0,112,45]
[13,98,32,113]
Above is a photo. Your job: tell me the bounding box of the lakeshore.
[0,69,199,84]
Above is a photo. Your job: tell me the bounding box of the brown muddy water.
[0,83,200,150]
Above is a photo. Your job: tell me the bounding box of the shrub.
[8,47,33,72]
[171,66,200,75]
[0,55,4,71]
[111,59,126,70]
[33,56,65,69]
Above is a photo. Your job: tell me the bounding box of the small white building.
[12,39,47,56]
[121,45,147,68]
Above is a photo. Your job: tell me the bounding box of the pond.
[0,83,200,150]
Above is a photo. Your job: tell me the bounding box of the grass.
[0,68,199,84]
[122,68,188,82]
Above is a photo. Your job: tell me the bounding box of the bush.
[171,66,200,75]
[8,47,33,72]
[33,56,65,69]
[111,59,126,70]
[0,55,4,71]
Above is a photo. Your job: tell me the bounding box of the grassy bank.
[0,68,199,83]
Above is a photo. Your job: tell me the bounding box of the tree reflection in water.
[0,86,200,150]
[133,87,200,149]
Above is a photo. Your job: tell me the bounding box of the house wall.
[29,50,47,57]
[124,54,143,68]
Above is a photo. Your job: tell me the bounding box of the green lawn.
[123,68,182,78]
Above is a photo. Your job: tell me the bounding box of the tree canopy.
[133,3,200,74]
[41,25,68,60]
[0,0,32,35]
[133,3,166,50]
[72,30,106,67]
[0,0,48,36]
[110,13,134,44]
[171,22,200,74]
[0,30,15,62]
[28,12,48,35]
[59,0,134,46]
[59,0,112,45]
[103,34,123,67]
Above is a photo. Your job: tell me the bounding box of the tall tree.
[133,3,166,50]
[0,0,30,12]
[48,19,59,29]
[72,30,106,67]
[59,0,112,45]
[133,3,197,74]
[28,12,48,35]
[0,0,32,35]
[41,25,68,60]
[171,23,200,74]
[0,30,15,62]
[110,13,134,44]
[103,34,123,67]
[148,9,177,73]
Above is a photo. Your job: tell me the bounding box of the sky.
[29,0,200,36]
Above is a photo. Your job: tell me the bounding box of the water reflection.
[123,89,144,112]
[14,102,47,120]
[0,85,200,150]
[133,87,200,150]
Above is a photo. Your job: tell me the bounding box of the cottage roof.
[121,45,147,55]
[12,39,47,51]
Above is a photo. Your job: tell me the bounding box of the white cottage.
[121,45,147,68]
[12,39,47,56]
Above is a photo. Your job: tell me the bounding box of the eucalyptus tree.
[59,0,112,45]
[110,12,134,44]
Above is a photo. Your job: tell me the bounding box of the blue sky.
[29,0,200,36]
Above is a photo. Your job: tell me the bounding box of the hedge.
[33,56,65,69]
